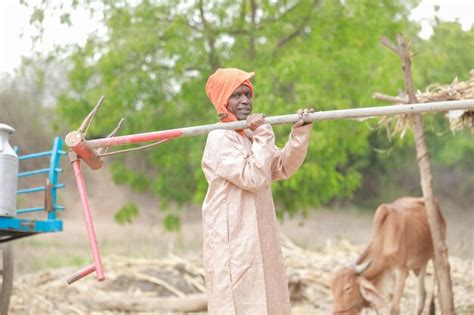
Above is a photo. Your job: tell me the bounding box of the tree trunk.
[381,34,455,314]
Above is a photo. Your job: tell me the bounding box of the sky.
[1,0,473,75]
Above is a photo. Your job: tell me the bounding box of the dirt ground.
[7,163,474,313]
[13,162,473,272]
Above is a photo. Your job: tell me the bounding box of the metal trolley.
[0,124,65,313]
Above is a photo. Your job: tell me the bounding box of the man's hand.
[247,113,266,131]
[293,108,315,127]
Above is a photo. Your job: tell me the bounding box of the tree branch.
[259,1,303,26]
[275,0,319,49]
[248,0,257,59]
[380,36,399,54]
[198,0,220,69]
[372,92,408,104]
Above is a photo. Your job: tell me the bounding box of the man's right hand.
[247,113,266,131]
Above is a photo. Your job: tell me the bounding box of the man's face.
[227,84,253,121]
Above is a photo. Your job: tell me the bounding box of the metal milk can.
[0,124,18,216]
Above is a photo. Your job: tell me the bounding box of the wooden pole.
[85,100,474,149]
[66,100,474,170]
[381,34,455,314]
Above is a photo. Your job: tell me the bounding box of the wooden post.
[381,33,455,314]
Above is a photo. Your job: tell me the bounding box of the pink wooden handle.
[69,159,105,283]
[67,264,97,284]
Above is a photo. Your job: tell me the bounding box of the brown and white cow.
[331,197,446,315]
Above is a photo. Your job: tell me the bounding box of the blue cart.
[0,137,66,313]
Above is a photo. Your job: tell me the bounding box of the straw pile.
[417,70,474,132]
[9,237,474,314]
[374,70,474,139]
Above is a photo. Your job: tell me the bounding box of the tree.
[0,62,62,155]
[412,20,474,87]
[41,0,423,218]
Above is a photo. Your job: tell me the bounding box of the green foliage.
[163,213,181,232]
[110,160,151,192]
[412,21,474,87]
[60,13,72,26]
[51,0,422,216]
[114,202,139,224]
[26,0,472,219]
[30,8,44,24]
[432,133,474,167]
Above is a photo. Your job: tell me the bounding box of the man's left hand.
[293,108,315,127]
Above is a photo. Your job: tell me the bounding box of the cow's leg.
[390,268,408,315]
[415,265,427,315]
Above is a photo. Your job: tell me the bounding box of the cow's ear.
[357,277,384,308]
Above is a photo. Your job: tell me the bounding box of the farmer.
[201,68,313,314]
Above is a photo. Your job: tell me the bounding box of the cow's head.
[331,260,384,314]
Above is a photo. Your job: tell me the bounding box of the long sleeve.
[203,124,276,192]
[271,123,312,181]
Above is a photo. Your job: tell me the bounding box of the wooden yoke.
[65,130,103,170]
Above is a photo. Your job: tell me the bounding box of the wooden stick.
[85,99,474,150]
[372,92,408,104]
[380,33,455,314]
[132,271,185,298]
[66,99,474,170]
[380,36,399,54]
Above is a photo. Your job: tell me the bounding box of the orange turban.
[206,68,255,123]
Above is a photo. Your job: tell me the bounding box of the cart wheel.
[0,243,13,314]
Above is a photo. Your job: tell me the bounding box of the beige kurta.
[201,123,312,315]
